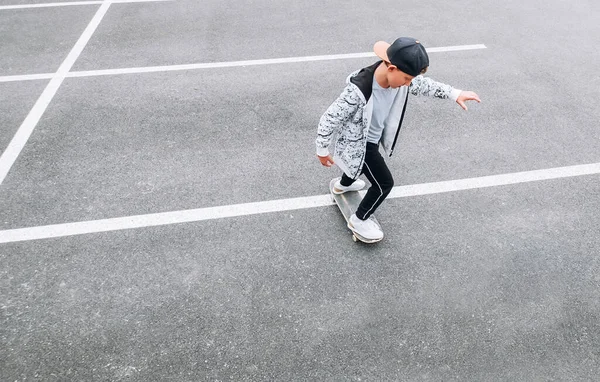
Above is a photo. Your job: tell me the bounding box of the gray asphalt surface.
[1,0,600,380]
[0,4,96,75]
[0,80,45,156]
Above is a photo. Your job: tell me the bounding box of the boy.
[316,37,481,240]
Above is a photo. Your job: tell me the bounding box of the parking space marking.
[1,162,597,244]
[0,73,54,83]
[0,1,112,186]
[0,44,486,83]
[69,44,488,78]
[0,0,171,11]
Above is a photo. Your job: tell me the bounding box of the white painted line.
[0,1,112,186]
[0,1,101,10]
[0,0,171,11]
[67,44,487,77]
[0,44,486,83]
[0,195,333,244]
[0,162,598,244]
[387,162,600,198]
[0,73,54,83]
[426,44,488,53]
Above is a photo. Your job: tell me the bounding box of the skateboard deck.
[329,178,383,243]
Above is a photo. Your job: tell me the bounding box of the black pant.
[340,143,394,220]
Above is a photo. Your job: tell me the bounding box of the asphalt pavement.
[1,0,599,380]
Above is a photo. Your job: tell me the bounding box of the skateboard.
[329,178,383,243]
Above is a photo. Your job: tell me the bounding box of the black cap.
[373,37,429,76]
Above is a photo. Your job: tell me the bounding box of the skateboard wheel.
[352,235,358,242]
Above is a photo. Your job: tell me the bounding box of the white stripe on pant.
[340,142,394,220]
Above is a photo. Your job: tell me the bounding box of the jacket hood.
[346,60,382,103]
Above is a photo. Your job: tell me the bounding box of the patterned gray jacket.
[316,61,461,179]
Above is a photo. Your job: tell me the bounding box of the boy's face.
[387,65,415,88]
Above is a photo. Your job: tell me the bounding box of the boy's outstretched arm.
[316,84,362,167]
[409,75,481,110]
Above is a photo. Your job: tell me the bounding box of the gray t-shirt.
[367,75,399,144]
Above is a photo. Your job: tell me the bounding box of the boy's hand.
[456,91,481,111]
[318,154,335,167]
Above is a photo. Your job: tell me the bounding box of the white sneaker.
[348,214,383,240]
[332,178,366,194]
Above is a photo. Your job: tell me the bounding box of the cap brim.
[373,41,390,62]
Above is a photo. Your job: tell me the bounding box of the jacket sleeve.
[315,84,362,157]
[409,75,462,101]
